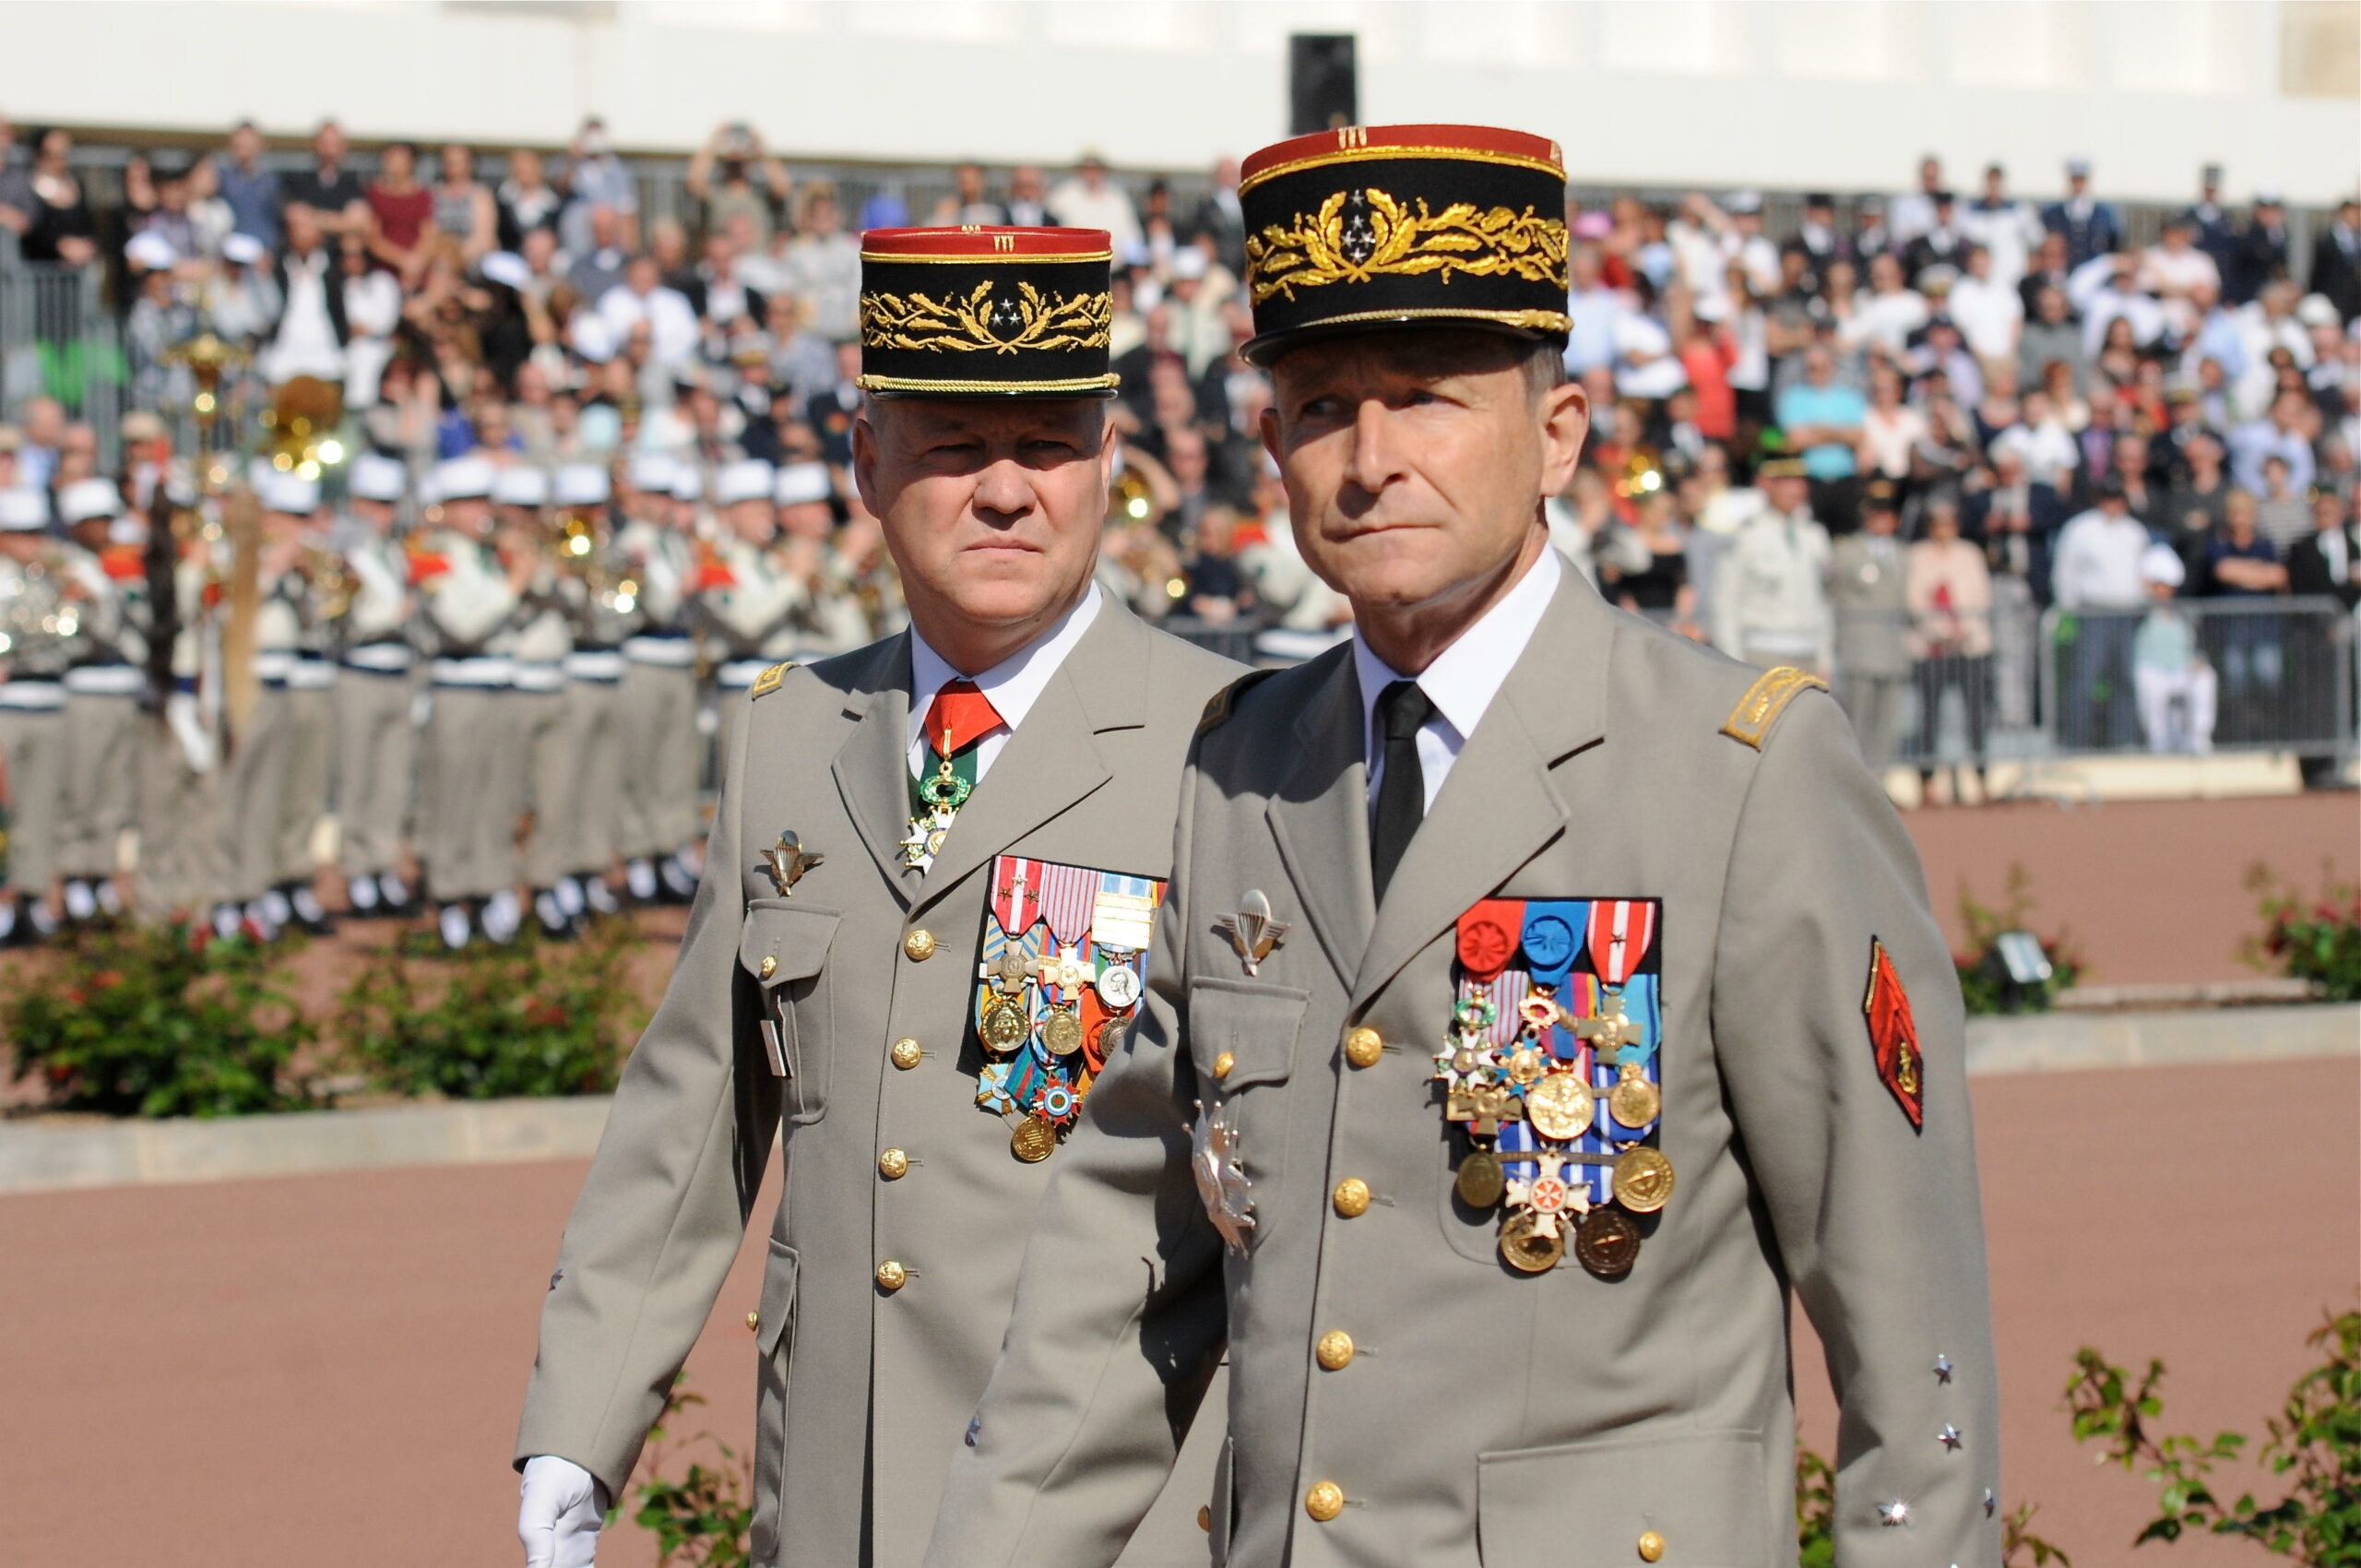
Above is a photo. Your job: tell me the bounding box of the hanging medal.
[901,686,991,873]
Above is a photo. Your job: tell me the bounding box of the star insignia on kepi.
[1939,1423,1964,1451]
[1213,888,1289,977]
[1877,1499,1910,1527]
[759,831,823,897]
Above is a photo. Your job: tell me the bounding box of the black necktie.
[1370,679,1435,904]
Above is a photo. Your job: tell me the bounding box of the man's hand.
[518,1455,608,1568]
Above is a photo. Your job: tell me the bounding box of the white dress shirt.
[907,583,1102,785]
[1353,544,1560,815]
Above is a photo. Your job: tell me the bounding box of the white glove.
[164,691,215,775]
[518,1455,608,1568]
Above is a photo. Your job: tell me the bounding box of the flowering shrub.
[335,919,647,1099]
[5,922,317,1117]
[1953,864,2082,1016]
[2245,864,2361,1004]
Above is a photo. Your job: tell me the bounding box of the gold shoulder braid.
[1245,188,1568,306]
[749,661,794,700]
[861,282,1112,357]
[1719,665,1828,749]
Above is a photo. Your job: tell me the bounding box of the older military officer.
[516,228,1237,1568]
[931,127,2000,1568]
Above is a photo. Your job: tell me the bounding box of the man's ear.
[1257,403,1283,469]
[1538,378,1590,499]
[850,406,882,519]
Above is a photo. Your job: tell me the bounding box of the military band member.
[215,472,308,938]
[554,461,631,923]
[335,452,421,919]
[131,482,230,926]
[931,128,2001,1568]
[275,472,341,936]
[694,457,798,780]
[516,227,1238,1568]
[53,478,143,923]
[613,454,701,908]
[0,486,72,945]
[416,456,532,949]
[492,465,580,942]
[774,458,878,659]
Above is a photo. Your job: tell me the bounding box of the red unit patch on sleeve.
[1863,939,1924,1132]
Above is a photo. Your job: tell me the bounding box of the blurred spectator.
[432,144,497,264]
[282,119,369,239]
[1948,244,2022,363]
[1047,153,1142,254]
[1775,343,1865,532]
[1961,162,2042,291]
[2137,213,2219,340]
[261,203,347,385]
[2251,453,2311,553]
[1829,483,1912,765]
[1888,155,1945,246]
[2189,164,2238,281]
[2041,157,2120,268]
[2130,545,2215,753]
[687,122,788,249]
[2231,386,2319,496]
[1190,156,1244,279]
[1905,495,1994,801]
[2052,478,2150,745]
[599,253,697,370]
[18,126,95,266]
[2308,196,2361,324]
[783,184,860,341]
[214,119,280,248]
[2229,192,2291,305]
[561,116,638,256]
[496,147,564,250]
[1005,165,1049,227]
[363,141,435,286]
[1714,458,1832,671]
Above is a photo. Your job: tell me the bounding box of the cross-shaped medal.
[1033,944,1095,993]
[978,949,1031,997]
[1574,990,1643,1058]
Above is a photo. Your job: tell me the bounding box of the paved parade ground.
[0,1050,2351,1567]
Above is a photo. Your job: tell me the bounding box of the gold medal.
[981,999,1031,1051]
[1010,1114,1057,1163]
[1525,1072,1596,1142]
[1499,1209,1566,1274]
[1609,1062,1661,1128]
[1612,1146,1676,1213]
[1506,1047,1546,1085]
[1042,1005,1086,1058]
[1573,1206,1642,1277]
[1454,1146,1506,1208]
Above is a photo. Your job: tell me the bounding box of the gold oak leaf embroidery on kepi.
[1245,188,1568,304]
[860,282,1113,355]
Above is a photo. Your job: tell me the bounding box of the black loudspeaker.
[1288,33,1358,135]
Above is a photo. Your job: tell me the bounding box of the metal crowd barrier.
[0,245,125,468]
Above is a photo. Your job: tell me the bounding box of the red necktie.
[924,679,1004,758]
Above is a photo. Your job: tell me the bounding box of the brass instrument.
[0,545,82,668]
[1111,464,1157,525]
[163,332,250,493]
[1613,446,1665,503]
[551,506,639,615]
[298,540,358,625]
[264,375,344,478]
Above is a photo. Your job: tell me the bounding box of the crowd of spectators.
[0,116,2355,784]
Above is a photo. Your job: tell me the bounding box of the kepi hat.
[857,227,1119,398]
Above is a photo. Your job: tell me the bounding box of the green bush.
[631,1376,753,1567]
[1953,863,2082,1016]
[2244,863,2361,1003]
[5,922,317,1117]
[336,921,647,1100]
[2068,1310,2361,1562]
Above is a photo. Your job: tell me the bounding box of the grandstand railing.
[0,233,125,468]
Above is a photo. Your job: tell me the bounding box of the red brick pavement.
[0,1053,2351,1567]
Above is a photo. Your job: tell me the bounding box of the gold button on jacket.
[1303,1481,1345,1522]
[1314,1329,1355,1371]
[875,1259,908,1291]
[1343,1026,1383,1068]
[879,1147,909,1181]
[889,1037,922,1070]
[758,954,777,979]
[1211,1051,1236,1080]
[1638,1528,1667,1562]
[1331,1177,1370,1218]
[902,928,936,962]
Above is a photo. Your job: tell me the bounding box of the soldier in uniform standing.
[693,457,800,778]
[492,465,581,942]
[334,453,421,919]
[516,227,1237,1568]
[275,472,341,936]
[1712,448,1833,675]
[1829,481,1913,774]
[214,473,307,940]
[612,454,700,908]
[554,461,631,923]
[53,478,145,923]
[130,481,230,927]
[931,128,2001,1568]
[416,456,533,949]
[0,487,73,944]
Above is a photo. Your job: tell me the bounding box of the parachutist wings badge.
[1213,888,1288,977]
[760,831,823,897]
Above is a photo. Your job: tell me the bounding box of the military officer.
[53,478,144,923]
[516,226,1238,1568]
[930,127,2001,1568]
[612,453,701,908]
[0,486,72,944]
[416,455,533,948]
[334,452,421,919]
[1829,481,1913,772]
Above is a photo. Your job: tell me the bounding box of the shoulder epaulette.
[749,661,795,700]
[1196,668,1281,736]
[1719,665,1828,750]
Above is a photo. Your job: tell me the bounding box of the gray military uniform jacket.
[931,566,2000,1567]
[1830,532,1912,679]
[517,600,1240,1567]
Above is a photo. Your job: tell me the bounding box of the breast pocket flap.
[738,904,840,987]
[1477,1430,1769,1568]
[1186,977,1310,1090]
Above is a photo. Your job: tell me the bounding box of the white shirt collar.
[907,582,1102,759]
[1353,543,1560,763]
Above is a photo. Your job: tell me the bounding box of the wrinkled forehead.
[870,396,1107,450]
[1268,327,1527,398]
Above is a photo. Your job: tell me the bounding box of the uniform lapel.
[1264,647,1374,990]
[1349,567,1616,1011]
[908,600,1141,917]
[828,634,919,905]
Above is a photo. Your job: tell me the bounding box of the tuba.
[0,545,79,670]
